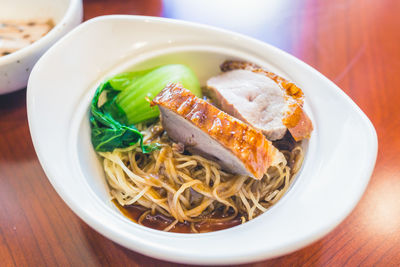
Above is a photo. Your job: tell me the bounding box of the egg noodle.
[99,122,304,233]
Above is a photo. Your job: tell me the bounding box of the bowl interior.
[74,48,311,221]
[0,0,70,23]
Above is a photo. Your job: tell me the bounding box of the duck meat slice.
[206,60,313,141]
[151,83,286,180]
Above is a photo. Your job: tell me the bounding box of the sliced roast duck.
[207,60,313,141]
[152,83,285,180]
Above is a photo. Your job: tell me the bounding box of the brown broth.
[0,19,54,57]
[113,200,242,233]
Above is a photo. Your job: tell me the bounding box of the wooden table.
[1,0,399,265]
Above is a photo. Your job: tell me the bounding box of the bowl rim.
[27,15,378,265]
[0,0,82,65]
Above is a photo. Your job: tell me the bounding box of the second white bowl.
[0,0,82,94]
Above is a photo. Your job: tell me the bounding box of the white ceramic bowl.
[0,0,82,94]
[27,16,377,265]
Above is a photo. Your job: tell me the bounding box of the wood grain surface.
[0,0,399,266]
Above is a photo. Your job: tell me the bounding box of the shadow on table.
[79,220,182,266]
[78,215,328,266]
[0,88,27,128]
[0,88,38,163]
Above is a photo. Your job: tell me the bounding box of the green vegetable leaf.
[116,64,202,124]
[90,64,201,152]
[89,81,159,152]
[108,68,155,91]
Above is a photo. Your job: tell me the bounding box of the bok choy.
[90,64,202,152]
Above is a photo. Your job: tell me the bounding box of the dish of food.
[27,16,377,264]
[91,61,312,233]
[0,19,54,57]
[0,0,82,94]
